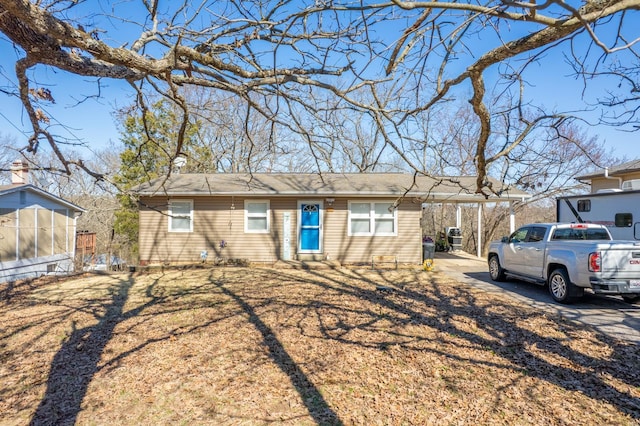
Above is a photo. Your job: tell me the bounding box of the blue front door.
[299,203,321,252]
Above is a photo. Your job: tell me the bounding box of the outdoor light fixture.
[326,198,335,206]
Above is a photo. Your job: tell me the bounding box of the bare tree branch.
[0,0,637,192]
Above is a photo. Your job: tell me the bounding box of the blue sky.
[0,44,131,155]
[519,57,638,161]
[0,3,637,165]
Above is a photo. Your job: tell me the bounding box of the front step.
[273,260,341,270]
[297,253,325,261]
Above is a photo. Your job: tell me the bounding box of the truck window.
[615,213,632,227]
[551,229,569,240]
[527,226,546,242]
[551,228,611,240]
[509,228,528,243]
[585,229,611,240]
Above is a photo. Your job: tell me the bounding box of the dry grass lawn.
[1,266,639,425]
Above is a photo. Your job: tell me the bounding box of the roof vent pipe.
[603,167,622,189]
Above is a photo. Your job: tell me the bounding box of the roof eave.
[0,184,85,212]
[137,190,530,201]
[576,166,640,181]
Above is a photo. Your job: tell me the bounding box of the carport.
[416,176,531,257]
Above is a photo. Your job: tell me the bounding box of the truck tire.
[488,255,506,282]
[548,268,578,304]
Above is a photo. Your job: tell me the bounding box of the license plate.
[630,280,640,289]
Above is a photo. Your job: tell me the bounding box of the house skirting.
[0,253,76,283]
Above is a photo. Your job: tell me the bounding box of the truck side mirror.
[501,236,509,243]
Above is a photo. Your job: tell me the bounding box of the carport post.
[455,204,462,228]
[477,203,482,257]
[509,201,515,233]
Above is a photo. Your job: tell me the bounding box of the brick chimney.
[10,159,30,185]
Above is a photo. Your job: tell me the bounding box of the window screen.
[245,200,269,232]
[169,200,193,232]
[349,201,397,236]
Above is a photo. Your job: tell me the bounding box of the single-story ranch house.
[135,173,530,266]
[1,160,84,283]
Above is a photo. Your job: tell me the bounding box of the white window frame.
[244,199,270,233]
[168,199,193,233]
[348,200,398,236]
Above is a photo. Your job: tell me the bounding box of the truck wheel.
[548,268,576,304]
[488,255,506,282]
[622,295,640,304]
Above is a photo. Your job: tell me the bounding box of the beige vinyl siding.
[139,196,422,265]
[0,208,17,262]
[590,171,640,193]
[139,197,192,263]
[37,209,53,257]
[324,198,421,264]
[590,180,622,193]
[19,209,36,260]
[322,199,347,261]
[268,197,296,261]
[139,196,300,264]
[66,210,74,255]
[53,209,69,255]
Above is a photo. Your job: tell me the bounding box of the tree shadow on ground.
[16,268,339,425]
[7,266,639,424]
[237,267,640,420]
[30,275,134,426]
[211,275,343,425]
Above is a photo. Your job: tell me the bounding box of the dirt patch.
[1,267,639,425]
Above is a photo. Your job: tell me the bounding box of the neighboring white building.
[557,159,640,240]
[0,160,84,283]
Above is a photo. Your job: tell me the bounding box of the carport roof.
[135,173,530,203]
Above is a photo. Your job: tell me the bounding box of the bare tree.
[0,133,21,184]
[419,116,609,255]
[185,87,295,173]
[475,123,607,252]
[0,0,637,191]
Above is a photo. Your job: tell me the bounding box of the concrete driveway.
[434,251,640,345]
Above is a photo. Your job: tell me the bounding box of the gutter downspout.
[604,167,623,189]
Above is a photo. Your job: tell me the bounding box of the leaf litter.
[1,266,639,425]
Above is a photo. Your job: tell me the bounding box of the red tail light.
[589,252,601,272]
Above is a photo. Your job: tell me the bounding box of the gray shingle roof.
[135,173,530,202]
[576,159,640,180]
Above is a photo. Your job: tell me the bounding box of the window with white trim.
[245,200,270,233]
[348,201,397,236]
[168,200,193,232]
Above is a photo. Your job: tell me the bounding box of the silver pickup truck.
[487,223,640,304]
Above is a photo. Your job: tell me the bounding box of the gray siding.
[139,196,422,265]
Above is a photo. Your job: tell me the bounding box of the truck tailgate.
[599,243,640,274]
